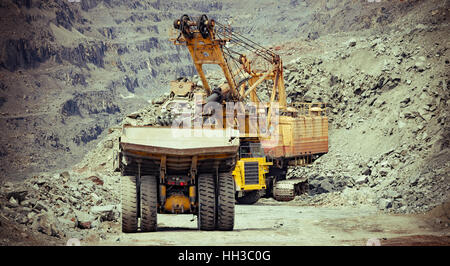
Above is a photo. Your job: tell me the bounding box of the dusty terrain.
[92,203,450,246]
[0,0,449,246]
[2,197,448,246]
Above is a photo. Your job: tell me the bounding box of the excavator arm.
[171,14,287,111]
[172,14,238,100]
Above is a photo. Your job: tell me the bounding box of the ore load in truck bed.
[118,126,240,176]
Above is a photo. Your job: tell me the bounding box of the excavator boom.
[171,14,287,110]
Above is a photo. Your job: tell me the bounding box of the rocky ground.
[0,171,120,245]
[282,19,450,215]
[0,0,449,245]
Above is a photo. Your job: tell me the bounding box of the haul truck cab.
[233,141,272,204]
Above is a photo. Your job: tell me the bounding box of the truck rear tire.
[197,174,216,230]
[236,190,261,205]
[216,171,235,230]
[121,175,139,233]
[140,176,158,232]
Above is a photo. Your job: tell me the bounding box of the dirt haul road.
[89,200,449,246]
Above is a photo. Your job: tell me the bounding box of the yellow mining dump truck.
[232,141,272,204]
[262,103,328,201]
[118,126,239,232]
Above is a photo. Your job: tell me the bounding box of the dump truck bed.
[120,126,239,155]
[119,126,239,176]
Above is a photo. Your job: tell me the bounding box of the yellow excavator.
[170,14,329,202]
[116,14,328,233]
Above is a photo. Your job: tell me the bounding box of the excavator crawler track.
[273,177,308,202]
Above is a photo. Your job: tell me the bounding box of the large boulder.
[31,211,64,238]
[90,205,120,222]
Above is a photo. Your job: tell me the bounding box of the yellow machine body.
[232,157,272,192]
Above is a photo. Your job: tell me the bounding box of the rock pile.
[0,92,180,241]
[0,171,121,240]
[283,25,449,213]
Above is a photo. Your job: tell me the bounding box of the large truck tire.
[121,175,139,233]
[236,190,261,205]
[262,176,274,198]
[140,176,158,232]
[216,171,235,230]
[197,173,216,230]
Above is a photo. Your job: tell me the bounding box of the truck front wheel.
[236,190,261,205]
